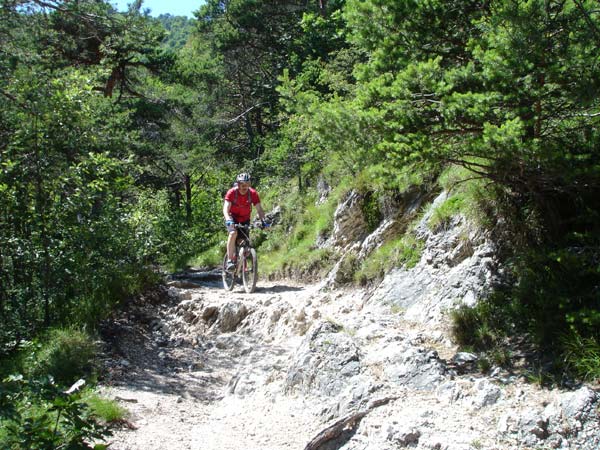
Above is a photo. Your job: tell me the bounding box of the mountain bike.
[222,223,259,293]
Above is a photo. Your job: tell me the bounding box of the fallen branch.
[303,396,398,450]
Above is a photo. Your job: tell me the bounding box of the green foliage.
[357,163,430,194]
[428,195,466,231]
[192,0,335,168]
[330,0,600,227]
[436,164,500,227]
[155,14,194,50]
[0,375,110,450]
[263,244,335,280]
[451,230,600,380]
[0,1,226,349]
[257,181,345,279]
[503,244,600,347]
[489,348,512,369]
[451,303,504,352]
[563,334,600,382]
[361,191,383,233]
[2,0,599,385]
[82,392,127,424]
[138,203,217,271]
[356,234,424,284]
[190,244,225,269]
[29,329,98,386]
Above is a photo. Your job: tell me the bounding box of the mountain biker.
[223,173,269,271]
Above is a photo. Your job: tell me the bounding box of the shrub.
[29,329,98,386]
[451,235,600,382]
[450,302,505,352]
[450,305,485,349]
[0,375,110,450]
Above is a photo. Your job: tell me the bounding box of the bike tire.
[222,254,235,291]
[241,247,257,293]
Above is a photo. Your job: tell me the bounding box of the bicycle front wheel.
[222,254,235,291]
[241,247,257,293]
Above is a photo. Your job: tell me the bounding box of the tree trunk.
[104,66,121,97]
[318,0,326,16]
[174,188,181,210]
[0,253,5,317]
[33,118,51,327]
[184,173,192,225]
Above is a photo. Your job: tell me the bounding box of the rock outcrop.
[102,188,599,450]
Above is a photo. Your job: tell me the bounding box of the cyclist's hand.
[226,219,235,227]
[261,220,271,230]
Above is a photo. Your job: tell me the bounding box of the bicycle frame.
[222,224,259,293]
[235,224,252,249]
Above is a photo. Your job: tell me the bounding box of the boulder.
[285,321,362,397]
[213,301,249,333]
[383,346,446,390]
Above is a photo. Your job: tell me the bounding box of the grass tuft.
[29,328,98,386]
[428,194,466,230]
[83,391,128,423]
[563,333,600,381]
[189,242,225,268]
[355,234,424,284]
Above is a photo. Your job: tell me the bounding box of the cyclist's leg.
[226,220,238,262]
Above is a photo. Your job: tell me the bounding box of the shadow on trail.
[170,269,222,289]
[257,284,304,293]
[100,277,296,403]
[102,322,225,402]
[104,327,292,402]
[171,268,307,294]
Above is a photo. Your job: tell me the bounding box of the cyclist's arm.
[223,200,233,221]
[255,202,266,222]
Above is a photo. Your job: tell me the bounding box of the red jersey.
[224,187,260,223]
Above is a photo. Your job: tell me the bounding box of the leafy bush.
[450,236,600,381]
[29,329,98,386]
[0,375,110,450]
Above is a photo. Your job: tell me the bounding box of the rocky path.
[100,274,326,450]
[98,269,599,450]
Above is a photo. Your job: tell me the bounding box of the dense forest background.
[1,0,599,446]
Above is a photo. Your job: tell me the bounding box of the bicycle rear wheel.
[222,254,235,291]
[241,247,257,293]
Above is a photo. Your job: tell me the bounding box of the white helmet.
[236,172,251,182]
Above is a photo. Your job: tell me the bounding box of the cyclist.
[223,173,268,271]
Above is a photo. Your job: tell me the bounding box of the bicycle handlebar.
[231,222,272,230]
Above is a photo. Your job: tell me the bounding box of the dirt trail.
[99,270,600,450]
[100,274,329,450]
